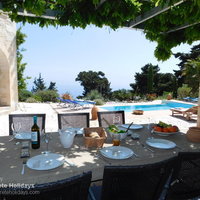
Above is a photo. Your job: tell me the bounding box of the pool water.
[102,101,195,112]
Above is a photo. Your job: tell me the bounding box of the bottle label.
[31,132,38,144]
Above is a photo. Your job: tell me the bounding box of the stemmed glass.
[113,116,120,124]
[41,129,52,154]
[10,122,21,141]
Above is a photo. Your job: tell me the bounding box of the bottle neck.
[33,116,37,124]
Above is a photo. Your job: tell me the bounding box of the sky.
[18,23,198,98]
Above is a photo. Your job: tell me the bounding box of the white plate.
[65,128,84,135]
[121,124,143,130]
[14,132,31,140]
[152,130,179,136]
[146,138,176,149]
[27,153,64,170]
[100,146,134,159]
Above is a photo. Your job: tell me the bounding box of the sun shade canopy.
[0,0,200,60]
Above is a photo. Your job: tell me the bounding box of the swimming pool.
[102,101,195,112]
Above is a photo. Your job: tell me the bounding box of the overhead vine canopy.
[0,0,200,61]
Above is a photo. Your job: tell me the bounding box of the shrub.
[34,90,59,102]
[111,89,132,101]
[94,99,105,105]
[26,97,38,103]
[19,90,33,102]
[177,84,191,99]
[62,92,73,100]
[85,90,103,101]
[146,93,157,101]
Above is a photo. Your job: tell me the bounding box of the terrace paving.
[0,101,197,136]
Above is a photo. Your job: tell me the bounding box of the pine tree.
[32,73,46,92]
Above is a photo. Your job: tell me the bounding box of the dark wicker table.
[0,125,199,185]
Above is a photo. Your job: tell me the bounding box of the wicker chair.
[167,152,200,200]
[1,171,92,200]
[97,111,125,127]
[9,114,46,135]
[57,113,90,130]
[89,156,178,200]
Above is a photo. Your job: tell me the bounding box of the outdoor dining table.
[0,124,199,186]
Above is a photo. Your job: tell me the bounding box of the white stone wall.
[0,13,18,109]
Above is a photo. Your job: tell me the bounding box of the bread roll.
[89,132,100,138]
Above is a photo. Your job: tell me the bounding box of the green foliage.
[130,64,176,96]
[48,81,57,91]
[174,43,200,88]
[177,84,192,99]
[146,93,157,101]
[2,1,200,60]
[85,90,103,101]
[130,64,159,94]
[93,98,105,105]
[34,90,59,102]
[182,57,200,94]
[111,89,132,101]
[32,73,46,92]
[19,89,33,102]
[26,97,38,103]
[147,65,154,93]
[75,71,111,97]
[16,28,30,95]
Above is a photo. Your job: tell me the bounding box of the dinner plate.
[152,130,179,136]
[14,132,31,140]
[27,153,65,170]
[100,146,134,159]
[121,124,143,130]
[65,128,84,135]
[146,138,176,149]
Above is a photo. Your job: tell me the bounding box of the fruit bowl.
[152,121,179,136]
[152,130,179,136]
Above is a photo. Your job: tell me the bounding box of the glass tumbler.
[112,133,121,146]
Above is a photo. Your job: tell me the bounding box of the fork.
[21,160,27,175]
[138,141,155,153]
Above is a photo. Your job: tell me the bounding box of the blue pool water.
[102,101,195,112]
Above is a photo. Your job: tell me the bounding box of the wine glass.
[113,116,120,124]
[41,129,52,154]
[10,122,21,141]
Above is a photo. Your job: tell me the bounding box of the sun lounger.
[191,98,198,103]
[170,106,198,120]
[56,97,70,107]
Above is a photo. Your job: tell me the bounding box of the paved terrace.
[0,101,197,136]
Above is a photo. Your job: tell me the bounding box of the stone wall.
[0,13,18,110]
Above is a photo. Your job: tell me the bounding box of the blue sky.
[18,23,198,98]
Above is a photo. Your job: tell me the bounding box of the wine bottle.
[31,116,40,149]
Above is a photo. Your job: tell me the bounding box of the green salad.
[108,125,126,133]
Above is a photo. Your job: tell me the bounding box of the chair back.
[101,156,178,200]
[97,111,125,127]
[1,171,92,200]
[58,113,90,130]
[167,152,200,200]
[9,114,46,135]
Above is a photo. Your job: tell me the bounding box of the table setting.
[2,122,199,185]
